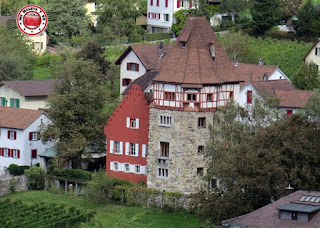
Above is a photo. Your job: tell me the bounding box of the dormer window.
[182,42,186,48]
[278,203,320,222]
[210,42,215,62]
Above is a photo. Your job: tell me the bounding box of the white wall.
[238,83,256,108]
[268,69,289,81]
[27,31,47,55]
[0,114,53,171]
[0,85,47,110]
[305,42,320,71]
[120,51,147,94]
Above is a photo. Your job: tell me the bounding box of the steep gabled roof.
[275,90,313,108]
[303,38,320,61]
[234,62,280,87]
[153,17,241,85]
[115,44,173,70]
[1,79,59,97]
[0,106,44,129]
[223,190,320,228]
[250,80,295,96]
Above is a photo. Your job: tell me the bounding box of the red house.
[104,84,150,183]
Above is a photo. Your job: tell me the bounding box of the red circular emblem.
[16,5,48,36]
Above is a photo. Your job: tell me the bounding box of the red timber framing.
[153,83,235,111]
[104,84,149,183]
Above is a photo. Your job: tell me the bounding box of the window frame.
[247,90,253,104]
[124,163,130,172]
[164,92,175,101]
[160,142,169,157]
[130,143,136,156]
[114,141,121,154]
[198,117,206,128]
[135,165,141,174]
[158,167,169,178]
[159,114,173,127]
[4,148,8,157]
[122,78,132,86]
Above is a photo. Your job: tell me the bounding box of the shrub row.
[8,164,30,176]
[50,168,92,181]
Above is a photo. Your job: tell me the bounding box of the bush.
[50,168,92,181]
[35,54,62,67]
[25,167,44,190]
[86,171,133,203]
[8,164,30,176]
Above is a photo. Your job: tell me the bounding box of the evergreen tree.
[251,0,281,35]
[41,58,108,168]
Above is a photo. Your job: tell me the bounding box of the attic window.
[181,42,186,48]
[159,53,165,58]
[210,43,216,62]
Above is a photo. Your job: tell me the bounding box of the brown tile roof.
[223,190,320,228]
[122,70,158,96]
[1,79,59,97]
[0,106,44,129]
[303,38,320,61]
[250,80,295,96]
[234,62,279,88]
[115,44,174,70]
[275,90,313,108]
[153,17,242,85]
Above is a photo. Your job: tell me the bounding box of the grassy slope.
[1,191,201,228]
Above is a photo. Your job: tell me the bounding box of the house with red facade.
[104,84,150,183]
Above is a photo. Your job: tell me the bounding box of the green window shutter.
[16,99,20,108]
[1,98,5,106]
[10,98,14,107]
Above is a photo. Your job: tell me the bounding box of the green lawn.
[32,66,52,80]
[1,191,201,228]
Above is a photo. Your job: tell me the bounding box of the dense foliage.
[250,0,281,35]
[0,25,35,81]
[292,62,320,90]
[41,58,108,168]
[50,168,92,181]
[7,164,30,176]
[25,167,44,190]
[197,100,320,225]
[0,199,95,228]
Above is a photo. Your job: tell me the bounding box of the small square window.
[198,146,204,154]
[198,117,206,128]
[114,162,119,171]
[187,94,196,102]
[210,179,217,189]
[122,78,132,86]
[158,168,168,177]
[124,164,130,172]
[165,92,175,101]
[130,143,136,156]
[114,141,121,154]
[197,168,204,176]
[207,94,212,102]
[160,142,169,157]
[135,165,140,173]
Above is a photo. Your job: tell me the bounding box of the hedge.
[50,168,92,181]
[8,164,30,176]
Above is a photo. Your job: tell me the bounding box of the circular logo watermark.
[16,5,48,36]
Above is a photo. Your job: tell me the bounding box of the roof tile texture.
[275,90,313,108]
[0,106,43,129]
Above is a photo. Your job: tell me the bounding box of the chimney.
[259,58,264,65]
[210,42,216,62]
[159,41,163,50]
[263,73,268,81]
[285,184,295,196]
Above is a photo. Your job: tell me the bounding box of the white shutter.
[110,140,114,154]
[126,117,130,128]
[141,166,145,174]
[120,141,123,154]
[135,144,139,157]
[142,144,146,157]
[110,162,114,171]
[130,164,135,173]
[136,119,139,129]
[125,142,129,155]
[119,163,124,172]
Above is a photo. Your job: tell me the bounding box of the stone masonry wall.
[147,107,213,194]
[0,171,28,197]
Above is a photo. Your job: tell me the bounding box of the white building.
[0,107,53,172]
[0,80,57,110]
[147,0,196,33]
[303,38,320,71]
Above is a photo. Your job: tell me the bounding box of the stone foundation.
[0,171,28,196]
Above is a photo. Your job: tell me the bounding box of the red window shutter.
[136,64,139,71]
[148,12,150,18]
[10,149,13,157]
[14,131,16,140]
[127,62,130,70]
[8,131,10,139]
[0,148,2,156]
[189,0,192,8]
[122,78,126,86]
[177,0,180,8]
[157,0,159,6]
[287,110,293,115]
[29,132,33,141]
[151,0,153,5]
[247,91,252,104]
[18,150,20,158]
[32,149,37,159]
[165,0,168,7]
[158,13,161,19]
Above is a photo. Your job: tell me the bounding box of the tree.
[96,0,140,39]
[219,31,258,63]
[172,9,190,35]
[44,0,90,41]
[292,62,320,90]
[294,0,320,37]
[250,0,281,35]
[279,0,302,20]
[41,58,108,168]
[219,0,250,14]
[303,90,320,122]
[0,25,35,81]
[199,103,320,225]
